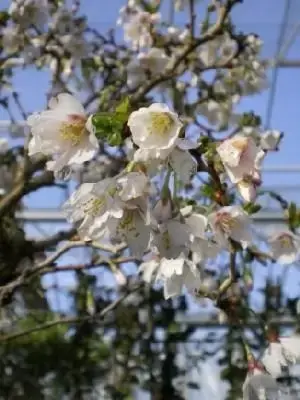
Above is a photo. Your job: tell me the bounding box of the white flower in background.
[127,49,169,88]
[63,171,150,243]
[153,197,173,224]
[128,103,182,151]
[0,138,8,153]
[133,137,197,184]
[217,135,262,184]
[121,8,160,49]
[158,256,202,299]
[198,34,237,68]
[9,0,49,30]
[198,97,240,128]
[63,178,123,241]
[107,202,152,258]
[268,231,300,265]
[168,139,198,184]
[138,48,170,74]
[2,26,23,54]
[208,206,252,249]
[185,212,220,263]
[260,130,283,151]
[261,336,300,378]
[139,257,160,283]
[166,26,189,43]
[236,171,261,202]
[154,219,191,259]
[243,359,280,400]
[139,255,202,299]
[28,93,99,174]
[117,171,150,202]
[126,60,146,89]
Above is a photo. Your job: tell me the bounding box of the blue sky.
[1,1,300,397]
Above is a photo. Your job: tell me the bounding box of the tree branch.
[0,283,142,342]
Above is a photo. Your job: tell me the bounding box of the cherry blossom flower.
[9,0,49,30]
[63,171,151,244]
[217,135,262,184]
[139,254,202,299]
[260,130,283,151]
[268,231,300,265]
[243,359,280,400]
[154,219,191,259]
[120,8,160,50]
[62,178,123,241]
[107,199,152,258]
[128,103,182,153]
[0,138,8,153]
[28,93,99,175]
[133,138,197,184]
[261,335,300,378]
[185,212,220,263]
[208,206,253,249]
[138,48,170,74]
[168,139,198,184]
[117,171,150,202]
[236,171,261,202]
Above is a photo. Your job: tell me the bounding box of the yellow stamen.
[149,112,174,136]
[216,212,236,234]
[60,114,87,146]
[231,137,249,153]
[119,211,136,232]
[83,197,105,217]
[278,234,293,250]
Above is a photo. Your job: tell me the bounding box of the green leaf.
[92,97,131,146]
[288,202,299,230]
[243,202,261,215]
[115,96,131,116]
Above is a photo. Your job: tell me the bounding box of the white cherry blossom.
[117,171,150,202]
[107,200,152,258]
[236,171,261,202]
[158,256,202,299]
[268,231,300,265]
[0,138,8,153]
[128,103,183,152]
[62,178,123,241]
[121,8,160,50]
[185,212,220,263]
[139,255,202,299]
[168,139,198,184]
[9,0,49,30]
[126,60,146,89]
[243,360,280,400]
[133,138,197,183]
[153,198,173,224]
[208,206,252,249]
[154,219,191,259]
[217,135,262,184]
[260,130,283,151]
[28,93,99,175]
[261,336,300,379]
[138,48,170,74]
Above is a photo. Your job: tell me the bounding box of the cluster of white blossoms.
[118,2,160,50]
[243,335,300,399]
[26,92,300,302]
[2,1,90,78]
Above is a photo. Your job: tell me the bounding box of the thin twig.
[0,283,142,342]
